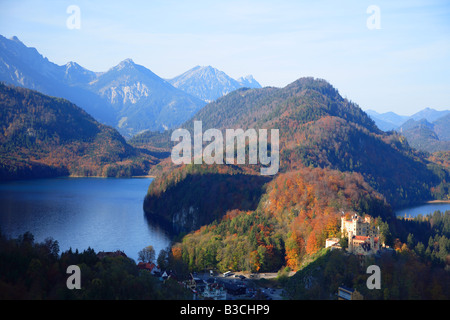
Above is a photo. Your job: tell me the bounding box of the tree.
[157,247,169,270]
[406,233,416,249]
[138,246,155,263]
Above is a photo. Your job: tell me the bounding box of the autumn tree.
[138,245,155,263]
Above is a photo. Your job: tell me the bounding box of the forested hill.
[140,77,449,209]
[188,77,380,133]
[0,83,156,180]
[131,77,379,148]
[141,76,450,274]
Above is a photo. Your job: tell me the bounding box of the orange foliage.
[262,165,387,269]
[171,246,182,261]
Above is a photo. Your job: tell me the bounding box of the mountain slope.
[0,83,156,180]
[185,167,389,272]
[143,77,448,213]
[365,109,409,131]
[399,116,450,153]
[366,108,450,133]
[237,75,261,88]
[0,35,206,137]
[63,61,98,86]
[89,59,206,136]
[433,114,450,141]
[168,65,261,102]
[410,107,450,122]
[141,77,450,274]
[0,35,113,126]
[186,77,379,132]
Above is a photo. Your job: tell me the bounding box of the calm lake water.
[395,202,450,218]
[0,177,172,262]
[2,176,449,263]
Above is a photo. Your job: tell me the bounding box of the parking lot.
[193,271,287,300]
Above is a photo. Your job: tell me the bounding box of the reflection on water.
[0,177,172,262]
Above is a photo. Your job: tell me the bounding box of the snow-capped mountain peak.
[169,66,262,102]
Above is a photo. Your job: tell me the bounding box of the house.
[202,281,227,300]
[325,237,341,250]
[160,270,177,281]
[186,273,206,292]
[137,262,156,273]
[348,234,380,256]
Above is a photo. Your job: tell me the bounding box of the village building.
[325,237,341,250]
[202,280,227,300]
[137,262,161,276]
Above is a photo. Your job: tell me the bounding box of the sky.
[0,0,449,115]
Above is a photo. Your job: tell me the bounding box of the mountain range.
[1,34,449,194]
[366,108,450,131]
[366,108,450,152]
[0,35,261,138]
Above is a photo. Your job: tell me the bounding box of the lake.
[395,202,450,218]
[2,177,449,264]
[0,177,172,262]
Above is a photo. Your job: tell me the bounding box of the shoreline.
[395,200,450,218]
[68,175,156,179]
[424,200,450,204]
[132,175,156,178]
[395,199,450,211]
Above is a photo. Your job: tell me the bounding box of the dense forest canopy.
[0,83,156,180]
[140,77,450,209]
[141,77,450,297]
[150,165,392,273]
[0,231,191,299]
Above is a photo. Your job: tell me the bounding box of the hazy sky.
[0,0,449,115]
